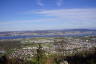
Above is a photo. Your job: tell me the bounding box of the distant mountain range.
[60,29,96,32]
[0,29,96,39]
[0,29,96,33]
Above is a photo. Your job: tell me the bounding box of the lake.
[0,33,96,39]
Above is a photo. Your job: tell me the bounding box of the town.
[0,35,96,64]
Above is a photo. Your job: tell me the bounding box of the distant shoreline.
[0,34,96,40]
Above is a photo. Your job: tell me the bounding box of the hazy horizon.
[0,28,96,32]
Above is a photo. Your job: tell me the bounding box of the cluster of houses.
[8,37,96,60]
[8,47,36,60]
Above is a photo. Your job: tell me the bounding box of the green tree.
[36,43,45,64]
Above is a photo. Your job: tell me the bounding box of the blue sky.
[0,0,96,31]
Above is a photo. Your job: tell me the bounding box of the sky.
[0,0,96,31]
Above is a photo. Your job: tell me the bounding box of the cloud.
[1,8,96,31]
[35,8,96,21]
[32,8,96,28]
[37,0,44,7]
[0,18,57,31]
[56,0,63,7]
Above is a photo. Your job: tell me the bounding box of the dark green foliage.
[0,40,21,50]
[36,44,45,64]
